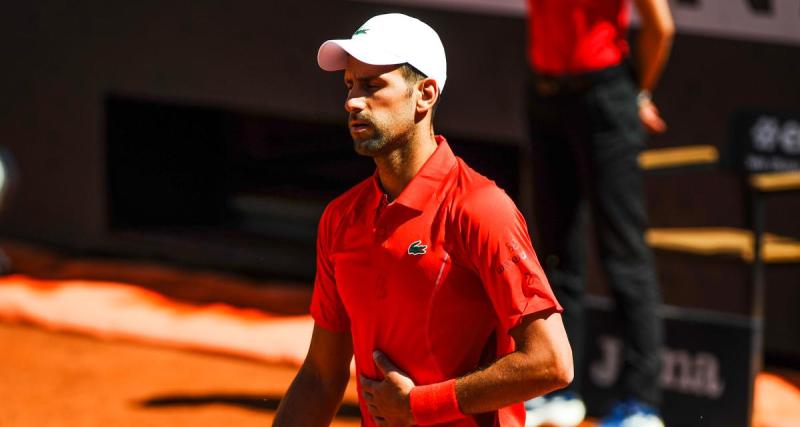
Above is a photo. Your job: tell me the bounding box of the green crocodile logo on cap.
[408,240,428,256]
[353,28,369,36]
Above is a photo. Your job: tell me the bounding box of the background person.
[523,0,675,426]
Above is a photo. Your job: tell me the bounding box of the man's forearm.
[273,363,349,427]
[454,340,571,414]
[360,312,571,425]
[636,26,674,91]
[635,0,675,91]
[450,310,572,415]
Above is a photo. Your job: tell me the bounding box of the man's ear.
[416,78,439,114]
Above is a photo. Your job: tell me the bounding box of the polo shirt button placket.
[374,224,388,298]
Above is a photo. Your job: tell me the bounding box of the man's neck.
[375,129,438,201]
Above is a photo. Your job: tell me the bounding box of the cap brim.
[317,39,405,71]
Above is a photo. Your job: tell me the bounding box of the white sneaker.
[525,392,587,427]
[599,399,664,427]
[620,413,664,427]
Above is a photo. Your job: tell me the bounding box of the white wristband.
[637,90,652,107]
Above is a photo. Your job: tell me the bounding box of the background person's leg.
[585,74,663,407]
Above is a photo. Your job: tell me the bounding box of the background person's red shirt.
[527,0,631,74]
[310,137,561,426]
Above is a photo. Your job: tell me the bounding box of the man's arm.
[634,0,675,133]
[455,308,572,413]
[273,324,353,427]
[634,0,674,92]
[360,308,572,426]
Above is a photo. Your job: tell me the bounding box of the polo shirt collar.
[390,135,456,211]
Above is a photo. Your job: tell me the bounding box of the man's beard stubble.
[349,112,413,158]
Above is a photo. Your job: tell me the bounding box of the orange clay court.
[0,240,798,427]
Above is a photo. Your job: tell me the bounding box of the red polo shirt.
[526,0,630,74]
[311,136,561,426]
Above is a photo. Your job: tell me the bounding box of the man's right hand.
[360,351,416,427]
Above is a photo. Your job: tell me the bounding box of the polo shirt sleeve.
[309,204,351,333]
[455,185,562,332]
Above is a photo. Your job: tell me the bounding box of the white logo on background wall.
[781,121,800,154]
[590,336,623,388]
[590,335,726,399]
[751,116,800,154]
[746,115,800,171]
[752,116,782,151]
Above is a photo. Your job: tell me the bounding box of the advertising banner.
[582,297,756,427]
[730,111,800,173]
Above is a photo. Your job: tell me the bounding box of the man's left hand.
[360,351,416,426]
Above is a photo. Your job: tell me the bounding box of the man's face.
[343,57,417,157]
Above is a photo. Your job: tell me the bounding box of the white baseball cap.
[317,13,447,92]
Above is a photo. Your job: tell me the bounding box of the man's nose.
[344,94,366,113]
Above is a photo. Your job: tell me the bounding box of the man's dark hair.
[399,63,426,86]
[399,63,440,117]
